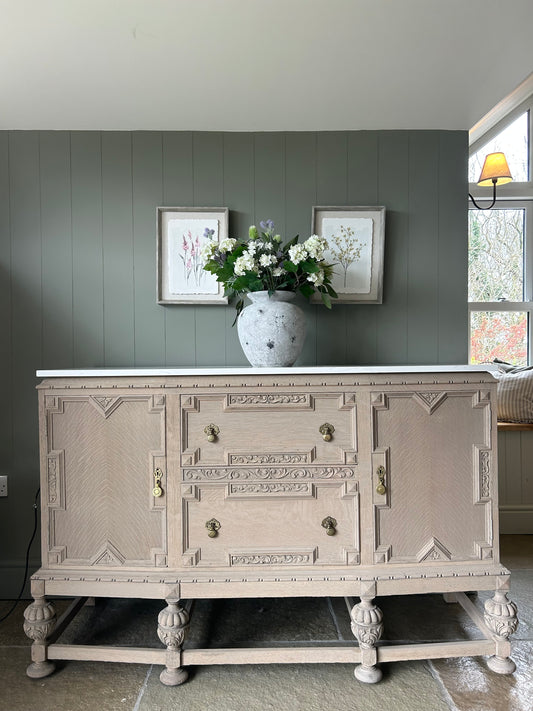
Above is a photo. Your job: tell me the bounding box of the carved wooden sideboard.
[24,366,518,684]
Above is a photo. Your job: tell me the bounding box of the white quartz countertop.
[36,365,497,377]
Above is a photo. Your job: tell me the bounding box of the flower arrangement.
[201,219,338,317]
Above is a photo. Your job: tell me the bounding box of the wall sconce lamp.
[469,152,513,210]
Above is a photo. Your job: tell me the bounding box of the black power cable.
[0,488,40,623]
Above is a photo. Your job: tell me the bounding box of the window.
[468,98,533,366]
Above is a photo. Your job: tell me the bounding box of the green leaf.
[283,260,298,273]
[321,291,332,309]
[300,260,319,273]
[299,282,314,299]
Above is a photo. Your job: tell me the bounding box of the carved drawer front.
[181,480,360,568]
[371,388,494,565]
[180,392,357,467]
[43,393,167,568]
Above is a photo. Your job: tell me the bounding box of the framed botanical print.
[311,206,386,304]
[157,206,229,304]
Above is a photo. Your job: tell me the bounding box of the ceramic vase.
[237,291,306,367]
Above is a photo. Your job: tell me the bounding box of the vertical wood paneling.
[519,430,533,503]
[376,131,409,364]
[497,428,507,501]
[193,133,226,365]
[253,133,285,234]
[71,132,104,367]
[316,133,348,364]
[504,431,523,503]
[162,132,196,365]
[346,132,379,365]
[407,132,439,364]
[0,133,12,484]
[9,132,41,487]
[132,132,165,366]
[223,133,254,365]
[101,132,135,365]
[347,131,379,205]
[317,132,348,206]
[285,133,318,365]
[40,132,73,368]
[438,132,468,364]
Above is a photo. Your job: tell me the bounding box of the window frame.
[468,95,533,366]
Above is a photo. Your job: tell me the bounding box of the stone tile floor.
[0,535,531,711]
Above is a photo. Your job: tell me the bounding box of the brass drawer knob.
[319,423,335,442]
[153,468,164,498]
[376,465,386,495]
[321,516,337,536]
[206,518,221,538]
[204,424,220,442]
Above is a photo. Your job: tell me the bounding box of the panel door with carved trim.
[41,392,167,568]
[371,386,496,565]
[180,392,358,468]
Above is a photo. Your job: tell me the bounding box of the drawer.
[180,480,360,568]
[180,392,357,467]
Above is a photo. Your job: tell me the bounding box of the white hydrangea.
[218,238,237,253]
[259,253,277,267]
[201,240,217,261]
[307,270,325,286]
[273,267,285,277]
[303,235,327,260]
[288,243,308,265]
[246,241,258,256]
[234,253,258,275]
[262,241,274,252]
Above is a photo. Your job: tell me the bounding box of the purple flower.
[260,219,275,232]
[203,227,215,239]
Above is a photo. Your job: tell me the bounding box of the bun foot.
[160,666,188,686]
[26,660,55,679]
[487,655,516,675]
[354,664,383,683]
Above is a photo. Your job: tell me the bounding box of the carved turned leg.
[157,598,189,685]
[484,590,518,674]
[23,595,57,679]
[351,597,384,683]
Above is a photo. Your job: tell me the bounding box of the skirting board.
[499,505,533,534]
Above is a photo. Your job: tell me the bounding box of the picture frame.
[311,206,386,304]
[157,206,229,304]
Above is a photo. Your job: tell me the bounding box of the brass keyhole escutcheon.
[206,518,221,538]
[153,468,164,498]
[376,465,386,496]
[321,516,337,536]
[319,423,335,442]
[204,424,220,443]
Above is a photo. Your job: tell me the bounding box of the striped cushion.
[492,359,533,423]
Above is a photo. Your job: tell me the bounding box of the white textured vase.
[237,291,306,367]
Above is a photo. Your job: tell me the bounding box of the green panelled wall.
[0,130,468,595]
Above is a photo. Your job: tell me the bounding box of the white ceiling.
[2,0,533,132]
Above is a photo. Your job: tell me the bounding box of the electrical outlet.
[0,475,7,497]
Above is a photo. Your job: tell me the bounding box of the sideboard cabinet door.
[41,393,167,568]
[371,388,495,565]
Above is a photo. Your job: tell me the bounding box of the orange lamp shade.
[477,152,513,186]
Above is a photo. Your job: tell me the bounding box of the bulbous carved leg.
[351,597,384,683]
[23,596,56,679]
[484,590,518,674]
[157,599,189,685]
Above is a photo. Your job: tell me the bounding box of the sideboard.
[24,366,518,685]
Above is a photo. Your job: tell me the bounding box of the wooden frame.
[312,206,385,304]
[157,206,229,305]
